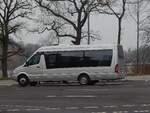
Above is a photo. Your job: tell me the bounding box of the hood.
[13,64,24,74]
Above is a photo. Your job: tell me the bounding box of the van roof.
[37,44,118,52]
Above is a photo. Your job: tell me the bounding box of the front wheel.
[78,75,90,85]
[18,75,29,87]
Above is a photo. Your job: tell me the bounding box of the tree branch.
[106,3,120,18]
[35,0,77,31]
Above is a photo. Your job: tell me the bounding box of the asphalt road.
[0,81,150,113]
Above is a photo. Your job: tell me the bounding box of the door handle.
[36,66,40,68]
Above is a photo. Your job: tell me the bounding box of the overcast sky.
[16,1,150,51]
[21,14,137,51]
[90,14,137,50]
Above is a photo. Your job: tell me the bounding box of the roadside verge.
[0,80,17,86]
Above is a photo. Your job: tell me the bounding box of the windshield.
[25,54,41,66]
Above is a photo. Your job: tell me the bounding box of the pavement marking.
[6,109,20,112]
[134,110,149,112]
[141,104,150,107]
[45,107,60,110]
[122,104,136,107]
[92,111,107,113]
[103,105,118,108]
[0,104,9,107]
[64,95,97,98]
[143,110,149,112]
[46,95,97,98]
[46,95,57,98]
[65,107,79,110]
[84,106,99,109]
[14,105,24,108]
[112,111,128,113]
[26,108,41,111]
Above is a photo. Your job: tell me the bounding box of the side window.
[101,50,113,66]
[27,54,41,66]
[57,51,83,68]
[83,51,99,67]
[84,50,112,67]
[44,53,57,69]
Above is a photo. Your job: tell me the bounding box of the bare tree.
[0,0,31,77]
[127,0,150,73]
[126,45,150,74]
[34,0,106,45]
[97,0,126,45]
[104,0,126,45]
[141,20,150,43]
[139,45,150,64]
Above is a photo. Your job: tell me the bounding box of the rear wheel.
[78,75,90,85]
[18,75,29,87]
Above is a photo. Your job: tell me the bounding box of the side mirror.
[24,61,29,67]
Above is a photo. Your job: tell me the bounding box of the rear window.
[84,50,113,67]
[118,45,124,59]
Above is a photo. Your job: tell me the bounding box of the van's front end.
[11,64,26,81]
[11,50,45,87]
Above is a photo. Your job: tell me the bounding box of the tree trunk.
[75,32,81,45]
[118,18,122,45]
[1,24,9,78]
[73,29,82,45]
[1,42,8,78]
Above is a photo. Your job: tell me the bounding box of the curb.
[126,75,150,81]
[1,76,150,86]
[0,80,17,86]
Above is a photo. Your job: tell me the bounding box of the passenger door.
[43,53,60,81]
[25,53,43,80]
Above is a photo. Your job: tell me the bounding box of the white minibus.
[11,45,126,87]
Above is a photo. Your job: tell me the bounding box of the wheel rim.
[19,78,26,85]
[80,77,88,85]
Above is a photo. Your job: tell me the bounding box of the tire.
[18,75,29,87]
[30,81,37,86]
[78,74,90,85]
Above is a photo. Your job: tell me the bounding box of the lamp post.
[87,0,90,45]
[137,0,139,74]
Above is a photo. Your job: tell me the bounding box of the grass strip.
[0,76,10,80]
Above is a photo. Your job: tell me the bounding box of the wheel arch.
[17,72,29,81]
[77,72,90,81]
